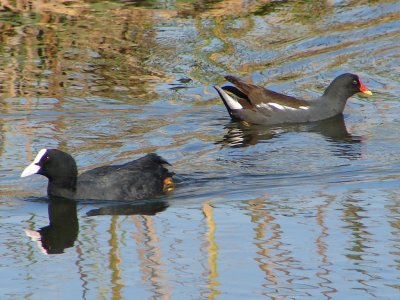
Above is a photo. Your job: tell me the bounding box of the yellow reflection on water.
[131,214,171,299]
[202,201,221,299]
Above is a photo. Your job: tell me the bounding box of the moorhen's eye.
[352,80,358,86]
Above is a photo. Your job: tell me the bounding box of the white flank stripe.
[269,103,298,111]
[256,103,271,109]
[257,103,309,111]
[268,103,285,110]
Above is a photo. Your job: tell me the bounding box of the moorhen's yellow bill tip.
[362,90,373,96]
[359,79,372,96]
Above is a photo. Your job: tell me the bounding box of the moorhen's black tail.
[225,75,257,96]
[221,85,250,102]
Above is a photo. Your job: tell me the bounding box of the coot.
[21,149,174,200]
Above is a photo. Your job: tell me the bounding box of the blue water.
[0,1,399,299]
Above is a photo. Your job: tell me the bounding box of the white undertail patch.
[215,86,243,110]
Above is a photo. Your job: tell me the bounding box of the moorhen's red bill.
[214,73,372,125]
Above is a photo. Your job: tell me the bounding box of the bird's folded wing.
[225,75,310,111]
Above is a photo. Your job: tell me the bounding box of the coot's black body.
[21,149,174,201]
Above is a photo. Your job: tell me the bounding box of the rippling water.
[0,1,399,299]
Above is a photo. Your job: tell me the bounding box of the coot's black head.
[21,149,78,183]
[324,73,372,98]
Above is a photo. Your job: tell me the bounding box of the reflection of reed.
[202,202,221,299]
[341,195,382,296]
[177,0,287,18]
[131,215,171,299]
[0,0,89,15]
[184,7,256,104]
[245,197,296,296]
[315,194,337,299]
[342,197,370,261]
[109,216,124,300]
[342,194,385,297]
[0,1,173,101]
[75,243,90,300]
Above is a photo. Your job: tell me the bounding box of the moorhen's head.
[324,73,372,98]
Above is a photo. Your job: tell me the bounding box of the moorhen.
[214,73,372,125]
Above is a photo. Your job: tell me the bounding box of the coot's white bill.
[21,148,48,177]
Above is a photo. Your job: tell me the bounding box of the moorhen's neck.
[320,80,355,113]
[47,173,77,199]
[322,79,356,102]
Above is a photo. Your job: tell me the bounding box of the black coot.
[21,149,174,200]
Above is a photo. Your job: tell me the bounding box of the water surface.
[0,1,399,299]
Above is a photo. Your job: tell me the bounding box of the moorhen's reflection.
[217,114,362,157]
[217,123,278,148]
[26,198,169,254]
[218,114,358,146]
[25,197,78,255]
[306,114,355,141]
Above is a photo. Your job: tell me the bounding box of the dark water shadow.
[25,197,168,254]
[85,200,169,216]
[216,114,363,158]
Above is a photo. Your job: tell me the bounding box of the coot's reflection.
[26,198,168,254]
[25,197,78,255]
[85,201,169,216]
[217,114,362,157]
